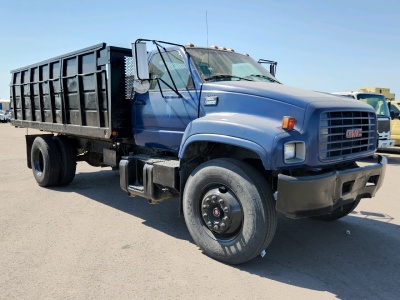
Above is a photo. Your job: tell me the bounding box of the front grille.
[377,119,390,133]
[319,111,376,160]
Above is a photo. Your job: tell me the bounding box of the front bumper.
[276,155,387,218]
[378,139,395,148]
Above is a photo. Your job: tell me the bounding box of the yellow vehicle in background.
[389,101,400,146]
[333,92,395,148]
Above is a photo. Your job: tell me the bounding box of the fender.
[179,133,271,169]
[178,113,284,169]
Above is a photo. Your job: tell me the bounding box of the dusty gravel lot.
[1,123,399,299]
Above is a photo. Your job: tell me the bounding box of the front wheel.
[183,158,277,264]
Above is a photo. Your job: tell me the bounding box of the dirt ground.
[1,123,399,299]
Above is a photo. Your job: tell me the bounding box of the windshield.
[356,94,390,118]
[187,48,279,83]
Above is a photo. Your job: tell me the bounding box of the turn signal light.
[282,116,295,131]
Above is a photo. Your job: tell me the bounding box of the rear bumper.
[276,155,387,218]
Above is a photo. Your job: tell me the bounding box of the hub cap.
[201,186,242,236]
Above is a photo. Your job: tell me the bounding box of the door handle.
[134,100,146,105]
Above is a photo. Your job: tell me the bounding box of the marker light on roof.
[210,45,218,49]
[187,43,195,47]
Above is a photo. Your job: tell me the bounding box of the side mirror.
[391,111,400,120]
[131,41,150,94]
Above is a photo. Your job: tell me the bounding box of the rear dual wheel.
[31,136,76,187]
[31,136,61,187]
[53,136,76,186]
[183,158,277,264]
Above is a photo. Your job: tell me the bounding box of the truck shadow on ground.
[53,167,400,300]
[240,212,400,299]
[378,148,400,166]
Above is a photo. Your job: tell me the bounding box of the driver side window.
[148,51,193,90]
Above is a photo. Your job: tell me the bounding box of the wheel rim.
[33,150,44,175]
[201,185,243,238]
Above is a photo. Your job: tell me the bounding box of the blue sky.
[1,0,399,100]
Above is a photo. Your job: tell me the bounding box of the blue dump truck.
[10,40,387,264]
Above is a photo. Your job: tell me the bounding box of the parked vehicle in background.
[10,40,387,264]
[333,92,395,149]
[0,110,7,123]
[7,111,13,122]
[388,101,400,145]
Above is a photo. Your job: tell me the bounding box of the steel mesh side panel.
[125,56,134,100]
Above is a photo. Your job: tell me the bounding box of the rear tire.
[313,200,360,221]
[53,136,76,186]
[31,136,61,187]
[183,158,277,264]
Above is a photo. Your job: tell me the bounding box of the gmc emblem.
[346,128,363,139]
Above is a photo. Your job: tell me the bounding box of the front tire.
[31,136,61,187]
[183,158,277,264]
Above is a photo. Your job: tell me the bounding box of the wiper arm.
[249,74,280,83]
[204,74,253,82]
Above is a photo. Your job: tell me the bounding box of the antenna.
[206,11,209,48]
[206,11,210,72]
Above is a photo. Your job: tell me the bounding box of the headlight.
[284,143,296,160]
[284,141,305,164]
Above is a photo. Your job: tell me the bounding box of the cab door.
[133,50,199,152]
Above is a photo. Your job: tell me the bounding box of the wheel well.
[179,141,273,205]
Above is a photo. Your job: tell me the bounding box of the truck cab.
[333,92,395,149]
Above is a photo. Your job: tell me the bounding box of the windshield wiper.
[249,74,280,83]
[204,74,254,82]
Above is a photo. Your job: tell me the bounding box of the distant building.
[358,87,396,101]
[0,99,10,111]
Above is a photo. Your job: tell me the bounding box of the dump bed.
[10,43,133,140]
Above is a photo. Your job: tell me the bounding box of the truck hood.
[202,81,366,109]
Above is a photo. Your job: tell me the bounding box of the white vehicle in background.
[0,110,7,123]
[333,92,395,149]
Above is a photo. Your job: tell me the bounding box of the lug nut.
[213,224,219,231]
[205,197,210,203]
[220,222,226,228]
[219,199,224,204]
[202,204,209,209]
[207,222,212,228]
[203,213,208,218]
[224,207,229,212]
